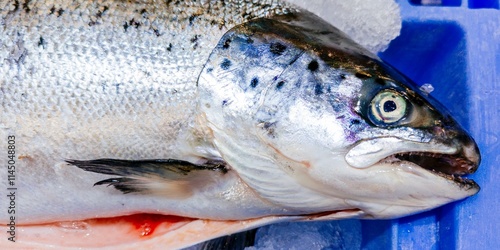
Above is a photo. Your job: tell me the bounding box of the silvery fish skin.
[0,0,479,249]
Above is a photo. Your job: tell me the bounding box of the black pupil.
[383,100,397,113]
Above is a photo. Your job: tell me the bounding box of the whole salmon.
[0,0,479,248]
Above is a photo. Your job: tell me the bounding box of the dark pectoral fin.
[66,159,228,199]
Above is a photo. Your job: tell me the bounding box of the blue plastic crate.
[252,1,500,249]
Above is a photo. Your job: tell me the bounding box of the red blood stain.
[88,213,189,237]
[129,214,187,237]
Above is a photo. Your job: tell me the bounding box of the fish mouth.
[346,136,480,189]
[387,151,479,188]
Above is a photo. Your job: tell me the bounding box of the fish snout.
[454,132,481,174]
[429,124,481,176]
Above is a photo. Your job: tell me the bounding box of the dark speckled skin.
[200,12,478,147]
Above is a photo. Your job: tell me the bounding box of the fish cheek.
[253,57,355,169]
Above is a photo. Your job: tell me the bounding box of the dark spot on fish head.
[269,42,287,56]
[314,83,323,95]
[166,43,172,52]
[308,60,319,72]
[220,59,231,70]
[206,67,213,73]
[222,100,229,106]
[346,119,364,140]
[276,81,285,90]
[350,119,361,125]
[222,39,231,49]
[250,77,259,88]
[340,74,347,79]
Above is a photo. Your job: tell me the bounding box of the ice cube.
[248,220,362,250]
[285,0,401,52]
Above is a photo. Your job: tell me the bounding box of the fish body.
[0,0,479,249]
[1,0,296,223]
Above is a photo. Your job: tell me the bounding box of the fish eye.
[369,90,408,126]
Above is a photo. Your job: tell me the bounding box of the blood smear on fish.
[87,214,190,237]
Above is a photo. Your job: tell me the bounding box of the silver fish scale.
[0,0,295,161]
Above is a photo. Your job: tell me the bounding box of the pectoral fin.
[66,159,228,199]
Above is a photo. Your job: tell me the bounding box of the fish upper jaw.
[345,137,458,169]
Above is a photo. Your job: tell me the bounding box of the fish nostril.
[432,126,446,137]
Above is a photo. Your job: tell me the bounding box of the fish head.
[198,12,480,219]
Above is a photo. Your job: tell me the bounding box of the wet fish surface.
[0,0,480,249]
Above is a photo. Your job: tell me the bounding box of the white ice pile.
[247,220,362,250]
[286,0,402,52]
